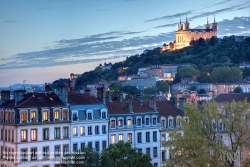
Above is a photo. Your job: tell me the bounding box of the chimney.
[14,89,26,107]
[45,84,52,92]
[102,86,106,104]
[97,87,102,101]
[125,95,133,113]
[58,85,68,103]
[1,90,10,104]
[149,96,156,111]
[119,92,123,102]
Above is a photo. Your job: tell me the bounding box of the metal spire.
[186,14,188,23]
[214,15,216,23]
[180,16,181,24]
[207,17,209,24]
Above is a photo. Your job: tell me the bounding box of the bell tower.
[178,17,183,30]
[184,15,190,30]
[212,15,217,31]
[205,17,210,29]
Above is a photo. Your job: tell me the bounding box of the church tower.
[212,15,217,31]
[184,15,190,30]
[205,17,210,29]
[178,17,183,30]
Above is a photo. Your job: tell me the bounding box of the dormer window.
[118,119,123,127]
[110,120,115,128]
[43,111,49,122]
[54,110,60,121]
[168,119,173,128]
[177,119,181,127]
[72,112,78,121]
[137,118,141,126]
[87,113,92,120]
[62,109,69,120]
[152,117,157,125]
[21,112,27,123]
[102,112,106,119]
[86,110,93,120]
[127,119,132,127]
[161,120,165,128]
[30,111,36,122]
[145,117,150,126]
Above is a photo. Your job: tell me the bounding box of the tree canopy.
[165,100,250,167]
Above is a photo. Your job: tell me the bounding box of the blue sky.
[0,0,250,87]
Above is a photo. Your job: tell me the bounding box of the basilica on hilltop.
[162,15,218,51]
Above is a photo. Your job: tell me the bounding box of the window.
[54,111,60,120]
[11,130,14,142]
[72,112,77,121]
[73,143,78,152]
[80,127,85,136]
[43,128,49,140]
[43,111,49,121]
[185,118,189,123]
[21,149,27,161]
[102,112,106,119]
[87,112,92,120]
[145,118,150,125]
[43,147,49,159]
[153,117,157,125]
[127,119,132,127]
[137,118,141,126]
[153,131,157,142]
[161,120,165,128]
[63,127,69,138]
[54,128,60,139]
[137,132,142,143]
[95,142,100,151]
[21,112,27,122]
[138,148,142,153]
[1,129,3,140]
[118,119,123,127]
[118,134,123,141]
[30,148,37,160]
[153,147,158,157]
[81,143,85,151]
[31,129,37,141]
[128,133,132,143]
[88,142,92,149]
[102,125,106,134]
[63,145,69,155]
[102,141,107,149]
[146,148,150,157]
[111,134,115,144]
[154,163,158,167]
[95,126,99,134]
[54,146,60,157]
[21,130,27,142]
[73,127,77,136]
[146,132,150,142]
[169,119,173,128]
[88,126,92,135]
[218,122,223,131]
[177,119,181,127]
[110,120,115,128]
[30,112,36,121]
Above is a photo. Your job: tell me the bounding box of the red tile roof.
[0,92,65,108]
[215,93,250,103]
[68,93,99,105]
[157,100,184,117]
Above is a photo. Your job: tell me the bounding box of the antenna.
[180,16,182,24]
[207,17,209,24]
[214,15,216,23]
[186,14,187,23]
[22,80,27,90]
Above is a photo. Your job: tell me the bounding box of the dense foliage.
[61,36,250,90]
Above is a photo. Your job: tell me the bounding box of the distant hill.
[0,83,44,91]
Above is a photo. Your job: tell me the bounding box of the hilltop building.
[162,15,218,51]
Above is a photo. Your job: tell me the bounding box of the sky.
[0,0,250,87]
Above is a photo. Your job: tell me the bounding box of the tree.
[210,67,242,83]
[144,87,157,95]
[178,66,200,80]
[165,100,250,167]
[233,86,243,93]
[156,81,169,93]
[189,85,197,91]
[197,88,206,94]
[122,86,138,95]
[102,141,152,167]
[109,83,122,94]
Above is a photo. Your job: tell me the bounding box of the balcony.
[43,137,49,140]
[31,118,36,122]
[21,139,27,142]
[54,119,60,121]
[63,117,68,121]
[63,135,69,138]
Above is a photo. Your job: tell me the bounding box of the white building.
[0,89,70,167]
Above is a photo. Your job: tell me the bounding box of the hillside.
[66,36,250,90]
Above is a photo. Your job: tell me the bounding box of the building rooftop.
[157,100,184,117]
[215,93,250,103]
[68,92,100,105]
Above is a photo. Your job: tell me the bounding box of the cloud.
[3,20,22,23]
[145,11,193,22]
[1,17,249,70]
[96,9,109,12]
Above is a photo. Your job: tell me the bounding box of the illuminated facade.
[162,16,218,51]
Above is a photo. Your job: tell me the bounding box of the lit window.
[21,130,27,142]
[54,111,60,120]
[80,127,85,136]
[31,129,37,141]
[73,127,77,136]
[43,111,48,121]
[118,119,123,127]
[111,134,116,144]
[127,119,132,127]
[21,113,27,122]
[30,112,36,121]
[110,120,115,128]
[118,134,123,141]
[128,133,132,143]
